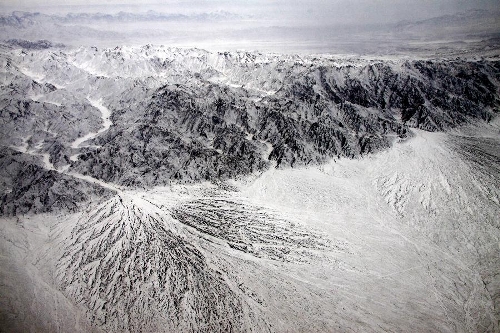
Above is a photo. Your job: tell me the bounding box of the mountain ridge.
[1,45,499,194]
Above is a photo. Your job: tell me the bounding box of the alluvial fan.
[171,197,343,262]
[56,195,267,332]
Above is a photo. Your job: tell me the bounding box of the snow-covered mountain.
[0,43,499,332]
[2,45,498,188]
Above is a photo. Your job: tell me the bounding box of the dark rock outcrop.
[0,148,113,216]
[74,53,499,187]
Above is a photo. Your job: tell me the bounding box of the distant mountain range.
[397,9,499,27]
[395,9,500,37]
[0,10,244,28]
[0,9,499,54]
[5,39,64,49]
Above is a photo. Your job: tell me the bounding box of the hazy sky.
[0,0,498,53]
[1,0,499,24]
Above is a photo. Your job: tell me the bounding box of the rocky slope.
[1,43,499,194]
[0,148,113,215]
[77,50,499,186]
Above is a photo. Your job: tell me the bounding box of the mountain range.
[0,41,499,332]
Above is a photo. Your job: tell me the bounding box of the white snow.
[70,98,113,149]
[65,172,124,193]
